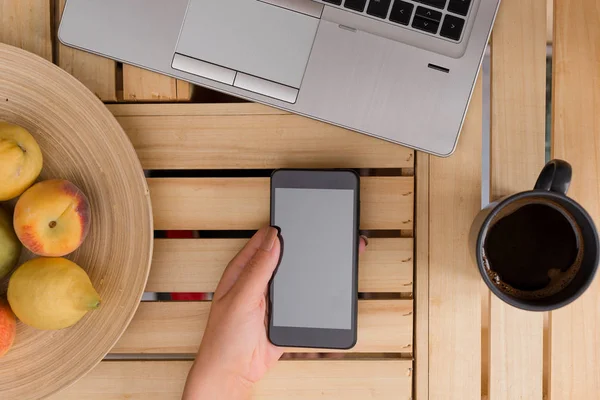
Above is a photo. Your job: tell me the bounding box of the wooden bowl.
[0,44,153,399]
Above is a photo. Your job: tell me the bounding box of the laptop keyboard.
[320,0,471,42]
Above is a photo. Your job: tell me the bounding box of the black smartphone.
[268,169,360,349]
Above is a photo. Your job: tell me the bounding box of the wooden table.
[1,1,598,399]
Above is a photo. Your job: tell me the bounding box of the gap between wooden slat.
[112,300,412,354]
[148,237,413,293]
[148,177,414,231]
[53,360,412,400]
[103,353,411,361]
[146,168,413,178]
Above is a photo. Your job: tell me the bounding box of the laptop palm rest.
[173,0,319,103]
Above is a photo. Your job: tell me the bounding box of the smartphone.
[268,169,360,349]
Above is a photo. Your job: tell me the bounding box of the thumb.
[231,226,281,299]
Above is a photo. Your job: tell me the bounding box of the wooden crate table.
[1,0,598,399]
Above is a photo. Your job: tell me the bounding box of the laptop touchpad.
[175,0,319,89]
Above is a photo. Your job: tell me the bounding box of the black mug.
[470,160,600,311]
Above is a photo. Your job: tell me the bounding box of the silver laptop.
[59,0,500,156]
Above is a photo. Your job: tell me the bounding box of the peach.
[0,121,43,201]
[14,179,90,257]
[0,299,16,357]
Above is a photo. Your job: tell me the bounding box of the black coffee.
[483,201,583,299]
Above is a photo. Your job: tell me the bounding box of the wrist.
[184,361,253,400]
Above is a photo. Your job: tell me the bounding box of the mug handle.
[534,159,572,195]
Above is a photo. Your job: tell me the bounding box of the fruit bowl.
[0,44,153,399]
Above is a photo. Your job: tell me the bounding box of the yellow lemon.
[0,122,43,201]
[8,257,100,330]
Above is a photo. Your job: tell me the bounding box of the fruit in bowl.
[0,299,16,357]
[13,179,91,257]
[0,207,21,279]
[0,46,152,399]
[8,258,100,330]
[0,122,43,201]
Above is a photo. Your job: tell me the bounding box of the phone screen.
[272,187,355,330]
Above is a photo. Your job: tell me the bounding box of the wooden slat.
[148,237,413,293]
[109,103,415,169]
[0,0,52,61]
[107,103,288,116]
[176,79,193,100]
[149,177,414,230]
[488,1,547,399]
[414,151,429,400]
[111,300,413,354]
[55,0,117,101]
[550,0,600,398]
[55,360,412,400]
[547,0,553,43]
[122,65,177,101]
[123,65,191,101]
[428,77,482,400]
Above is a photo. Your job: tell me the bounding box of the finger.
[231,227,281,300]
[359,235,368,255]
[214,227,273,299]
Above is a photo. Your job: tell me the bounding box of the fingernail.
[360,235,369,247]
[261,227,278,251]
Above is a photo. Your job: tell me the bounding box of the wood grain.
[428,77,482,400]
[176,79,193,100]
[547,0,553,43]
[55,360,413,400]
[0,0,52,61]
[56,0,117,101]
[414,151,429,400]
[148,177,414,230]
[123,65,192,101]
[550,0,600,398]
[111,300,413,354]
[107,103,288,116]
[109,104,415,169]
[490,0,547,197]
[148,238,413,293]
[0,44,152,400]
[488,1,547,399]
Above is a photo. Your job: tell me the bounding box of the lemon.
[8,257,100,330]
[0,121,43,201]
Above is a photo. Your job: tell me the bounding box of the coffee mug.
[470,159,599,311]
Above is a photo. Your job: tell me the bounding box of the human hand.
[183,226,367,399]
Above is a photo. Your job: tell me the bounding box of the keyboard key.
[389,1,413,25]
[414,0,446,9]
[323,0,343,4]
[440,14,465,40]
[344,0,367,12]
[415,6,442,22]
[448,0,471,16]
[412,15,439,34]
[367,0,392,19]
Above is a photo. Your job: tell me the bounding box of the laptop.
[59,0,500,157]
